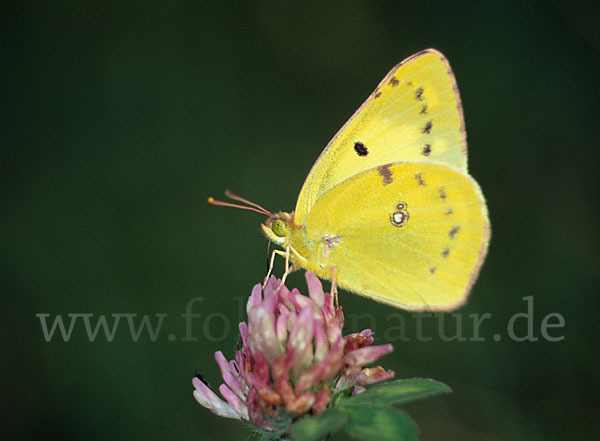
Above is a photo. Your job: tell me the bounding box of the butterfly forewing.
[299,162,489,310]
[295,49,467,225]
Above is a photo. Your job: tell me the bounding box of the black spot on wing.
[421,120,433,134]
[439,187,447,200]
[389,77,399,87]
[414,173,426,186]
[354,142,368,156]
[374,91,382,98]
[378,165,393,186]
[422,144,431,156]
[441,247,450,259]
[415,87,424,101]
[419,104,428,114]
[449,226,460,239]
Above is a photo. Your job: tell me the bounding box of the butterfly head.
[261,212,294,246]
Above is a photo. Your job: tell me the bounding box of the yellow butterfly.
[210,49,490,311]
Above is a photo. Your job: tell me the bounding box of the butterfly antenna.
[207,197,271,216]
[224,190,273,216]
[207,191,273,217]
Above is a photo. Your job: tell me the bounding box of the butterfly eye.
[271,219,287,237]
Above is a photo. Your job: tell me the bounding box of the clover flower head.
[192,272,394,430]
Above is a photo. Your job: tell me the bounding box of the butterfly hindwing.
[295,49,467,225]
[297,162,489,310]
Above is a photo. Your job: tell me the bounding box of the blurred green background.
[3,1,599,440]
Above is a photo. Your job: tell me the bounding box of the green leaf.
[340,405,417,441]
[339,378,451,407]
[290,408,348,441]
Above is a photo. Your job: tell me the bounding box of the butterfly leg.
[329,265,338,309]
[264,244,306,289]
[275,246,297,294]
[263,249,279,286]
[264,249,288,287]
